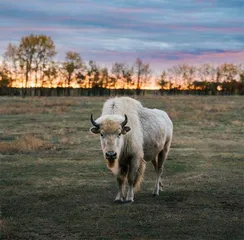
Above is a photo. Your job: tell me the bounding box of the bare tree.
[168,64,196,89]
[100,67,109,88]
[239,65,244,83]
[134,58,151,95]
[183,65,196,89]
[158,71,168,90]
[32,35,56,90]
[3,35,56,96]
[198,64,216,82]
[43,61,58,88]
[86,60,101,88]
[18,35,56,88]
[0,64,11,89]
[111,62,124,88]
[111,62,124,79]
[63,51,83,87]
[3,43,21,87]
[218,63,239,82]
[122,65,134,89]
[111,62,134,89]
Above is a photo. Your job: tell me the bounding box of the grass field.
[0,95,243,240]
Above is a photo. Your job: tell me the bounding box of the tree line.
[0,34,243,96]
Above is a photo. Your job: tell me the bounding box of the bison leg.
[133,159,146,192]
[115,176,126,203]
[126,185,134,203]
[153,141,171,196]
[126,159,141,203]
[114,165,128,203]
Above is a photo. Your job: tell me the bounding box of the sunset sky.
[0,0,243,73]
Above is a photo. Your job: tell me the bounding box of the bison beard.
[106,158,119,175]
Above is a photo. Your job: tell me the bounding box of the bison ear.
[122,126,131,135]
[90,127,100,134]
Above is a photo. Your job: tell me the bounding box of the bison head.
[90,114,130,172]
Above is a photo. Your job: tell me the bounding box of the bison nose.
[105,151,117,160]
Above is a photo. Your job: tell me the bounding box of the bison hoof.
[114,199,124,204]
[153,193,159,197]
[124,200,134,204]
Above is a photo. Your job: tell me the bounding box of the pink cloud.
[77,49,244,74]
[147,50,244,72]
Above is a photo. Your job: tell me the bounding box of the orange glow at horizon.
[8,76,162,90]
[5,79,206,90]
[4,76,223,91]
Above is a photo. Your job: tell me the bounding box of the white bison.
[90,97,173,203]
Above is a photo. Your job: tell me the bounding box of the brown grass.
[0,97,76,114]
[0,106,68,114]
[0,135,53,154]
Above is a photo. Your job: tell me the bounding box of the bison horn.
[121,114,128,128]
[90,114,100,128]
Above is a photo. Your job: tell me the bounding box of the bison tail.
[133,159,146,192]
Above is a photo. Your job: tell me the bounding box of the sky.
[0,0,244,73]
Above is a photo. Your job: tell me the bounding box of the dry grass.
[0,105,68,114]
[0,135,53,154]
[0,97,78,114]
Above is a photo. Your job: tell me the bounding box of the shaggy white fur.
[91,97,173,202]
